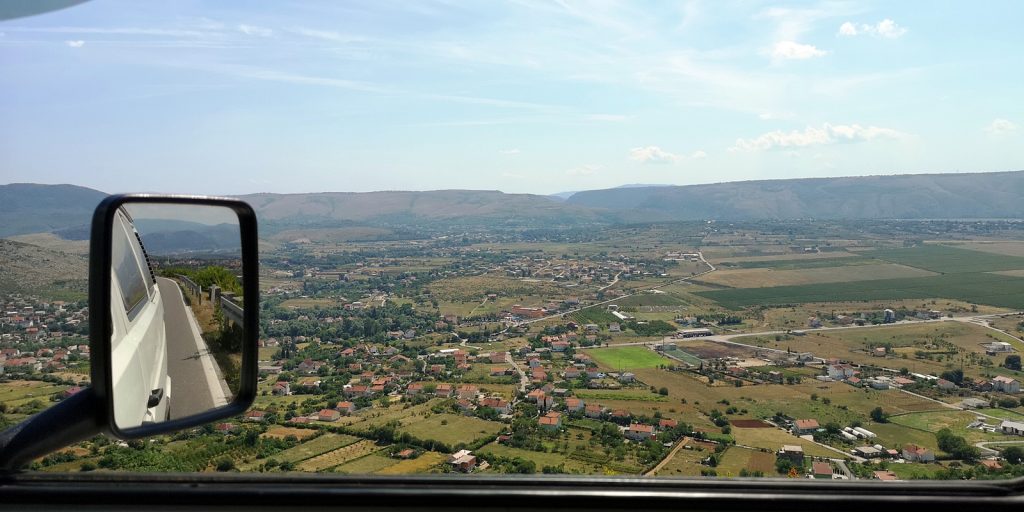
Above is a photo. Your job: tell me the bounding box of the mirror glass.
[110,203,244,430]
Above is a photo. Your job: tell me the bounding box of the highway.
[156,277,232,420]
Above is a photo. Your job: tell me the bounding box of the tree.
[658,387,669,396]
[940,369,964,386]
[870,407,889,423]
[1002,446,1024,464]
[1006,354,1022,371]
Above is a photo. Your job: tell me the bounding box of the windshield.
[2,1,1024,482]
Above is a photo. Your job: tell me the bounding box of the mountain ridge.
[4,171,1024,240]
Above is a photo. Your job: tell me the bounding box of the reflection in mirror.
[111,204,243,430]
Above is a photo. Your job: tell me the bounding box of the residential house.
[585,404,604,418]
[539,411,562,431]
[564,397,584,413]
[1001,420,1024,436]
[826,364,858,380]
[406,382,424,395]
[659,418,678,430]
[792,419,820,435]
[625,423,655,441]
[812,461,834,479]
[272,381,291,396]
[778,445,805,466]
[481,397,512,415]
[435,383,453,397]
[448,450,477,472]
[244,410,267,422]
[336,401,356,415]
[318,409,341,422]
[456,384,479,400]
[936,378,958,392]
[993,376,1021,393]
[902,444,935,462]
[297,358,324,375]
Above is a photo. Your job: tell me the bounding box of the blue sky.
[1,1,1021,195]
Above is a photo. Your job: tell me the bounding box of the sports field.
[588,346,670,370]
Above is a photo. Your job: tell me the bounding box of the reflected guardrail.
[176,275,244,326]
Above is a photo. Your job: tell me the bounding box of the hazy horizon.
[5,167,1024,198]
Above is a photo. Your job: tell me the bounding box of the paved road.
[507,352,529,393]
[157,278,231,420]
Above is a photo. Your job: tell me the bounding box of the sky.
[0,0,1022,196]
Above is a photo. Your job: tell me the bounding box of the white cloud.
[566,164,600,176]
[771,41,827,60]
[586,114,630,122]
[65,40,85,48]
[690,150,707,159]
[837,19,907,39]
[987,118,1018,135]
[288,26,362,43]
[238,24,273,37]
[730,123,904,152]
[630,146,682,164]
[499,149,521,155]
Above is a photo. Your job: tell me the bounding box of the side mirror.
[90,195,259,438]
[0,194,259,471]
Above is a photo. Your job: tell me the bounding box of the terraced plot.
[267,433,360,464]
[332,453,399,474]
[297,440,380,472]
[375,452,446,475]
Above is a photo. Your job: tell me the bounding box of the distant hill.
[0,239,87,299]
[240,189,601,230]
[0,183,107,237]
[566,171,1024,220]
[5,172,1024,242]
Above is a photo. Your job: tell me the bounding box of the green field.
[399,414,504,447]
[868,245,1024,274]
[614,293,687,307]
[718,256,872,270]
[661,347,703,366]
[572,308,619,325]
[696,272,1024,310]
[588,346,671,370]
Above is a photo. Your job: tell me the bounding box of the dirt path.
[645,436,691,476]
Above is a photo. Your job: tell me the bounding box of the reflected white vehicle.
[110,207,170,428]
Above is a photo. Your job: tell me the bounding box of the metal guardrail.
[176,275,243,325]
[219,293,244,326]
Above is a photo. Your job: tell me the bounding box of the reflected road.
[157,277,231,420]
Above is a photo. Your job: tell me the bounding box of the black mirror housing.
[89,194,259,439]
